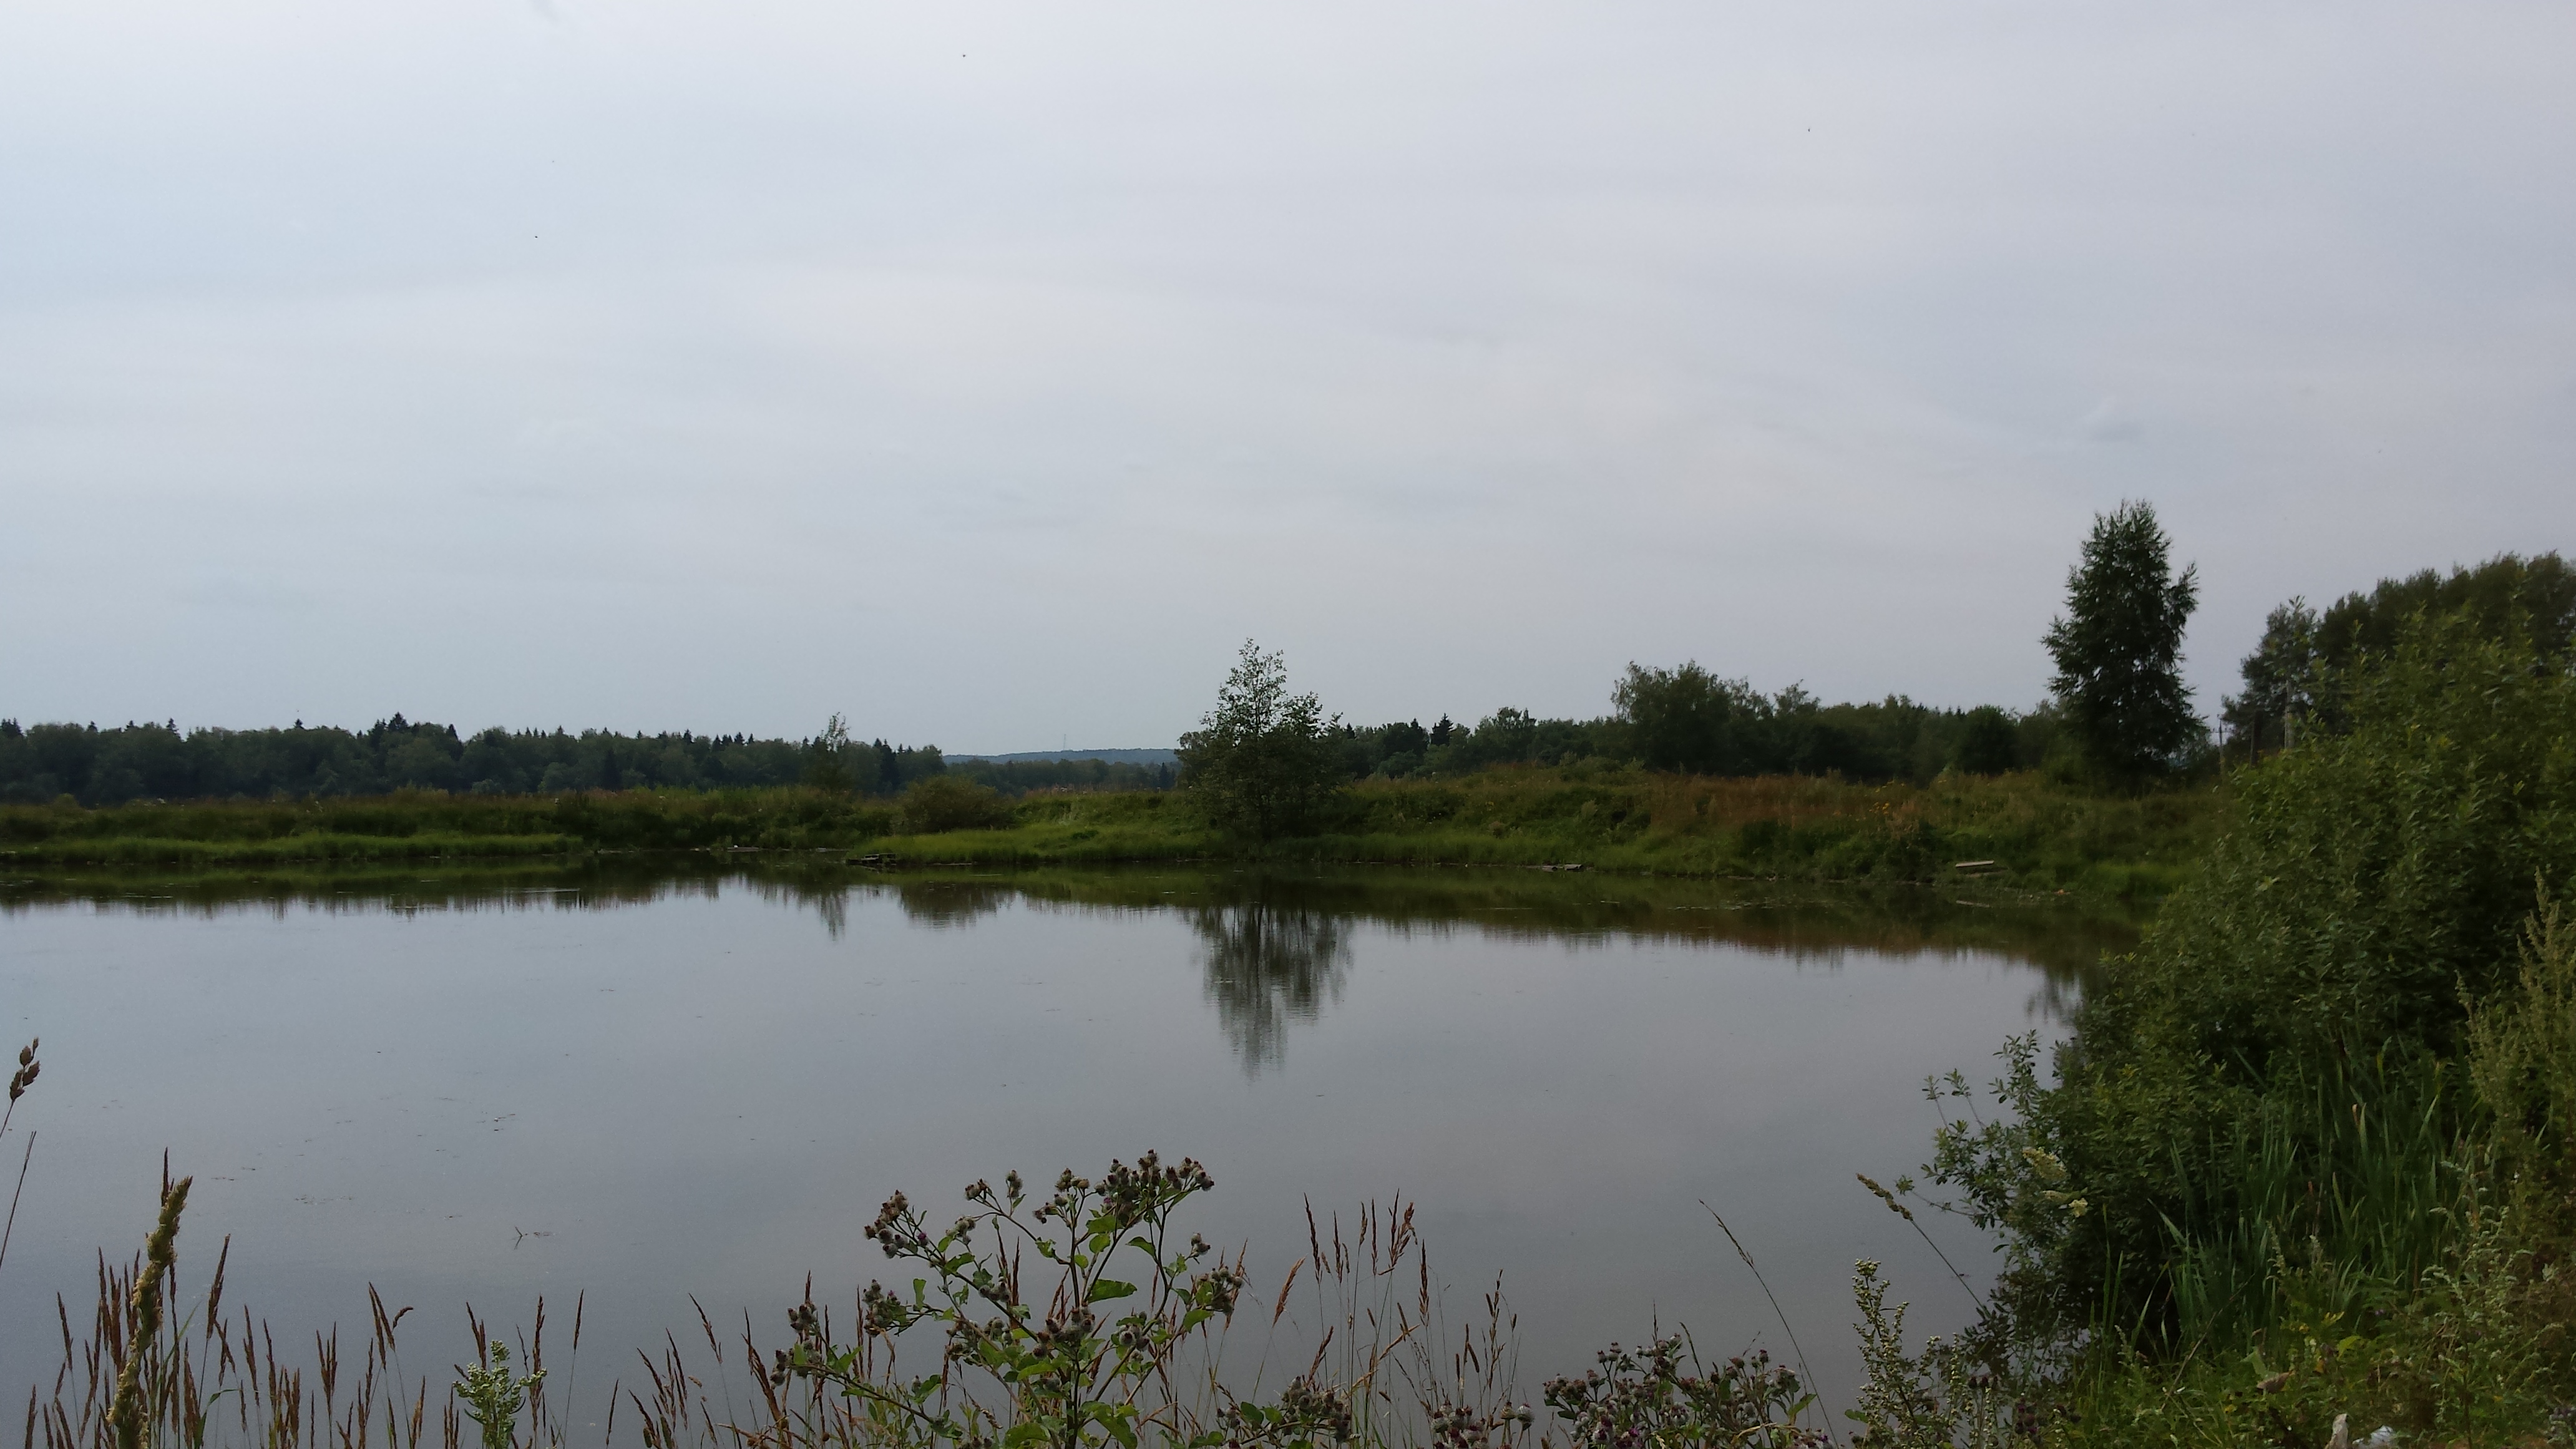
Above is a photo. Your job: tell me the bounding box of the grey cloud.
[1,1,2569,747]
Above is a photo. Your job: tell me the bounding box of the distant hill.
[952,748,1179,766]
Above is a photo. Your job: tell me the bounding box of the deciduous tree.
[2041,500,2201,779]
[1178,641,1343,839]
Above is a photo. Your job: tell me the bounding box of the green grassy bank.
[0,768,2223,896]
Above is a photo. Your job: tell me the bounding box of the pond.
[0,861,2132,1423]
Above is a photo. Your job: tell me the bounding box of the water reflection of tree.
[1193,899,1351,1074]
[895,881,1012,929]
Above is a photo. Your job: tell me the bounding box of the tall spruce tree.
[2042,500,2202,779]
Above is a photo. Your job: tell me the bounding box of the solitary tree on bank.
[2042,500,2202,779]
[1178,641,1344,839]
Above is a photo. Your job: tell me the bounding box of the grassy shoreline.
[0,768,2223,895]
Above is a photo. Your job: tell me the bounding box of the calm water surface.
[0,863,2128,1417]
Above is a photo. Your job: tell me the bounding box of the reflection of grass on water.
[1,857,2143,984]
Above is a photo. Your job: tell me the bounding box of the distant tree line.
[1329,689,2058,786]
[0,715,949,807]
[0,687,2057,812]
[952,758,1176,795]
[0,708,1188,809]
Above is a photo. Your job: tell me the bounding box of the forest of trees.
[2221,550,2574,754]
[0,716,945,806]
[1329,690,2057,785]
[0,713,1185,808]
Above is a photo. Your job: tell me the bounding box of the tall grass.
[1,771,2220,899]
[2152,1054,2461,1354]
[867,769,2222,897]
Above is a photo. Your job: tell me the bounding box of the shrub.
[895,776,1014,834]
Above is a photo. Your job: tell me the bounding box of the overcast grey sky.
[3,2,2569,750]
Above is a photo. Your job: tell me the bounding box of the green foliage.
[1911,605,2576,1446]
[2219,598,2322,757]
[457,1341,546,1449]
[1847,1261,2016,1449]
[2036,1177,2574,1449]
[895,776,1017,834]
[1330,692,2054,788]
[768,1153,1360,1449]
[0,680,2065,814]
[0,766,2219,897]
[805,714,863,796]
[2318,550,2575,668]
[1177,642,1344,841]
[2117,615,2575,1073]
[0,788,904,864]
[1951,708,2019,777]
[2465,899,2576,1231]
[1614,663,1759,774]
[2225,552,2575,756]
[1948,611,2576,1339]
[1541,1336,1818,1449]
[2042,500,2202,780]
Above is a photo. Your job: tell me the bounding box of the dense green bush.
[1936,611,2576,1355]
[895,776,1016,834]
[2110,615,2574,1071]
